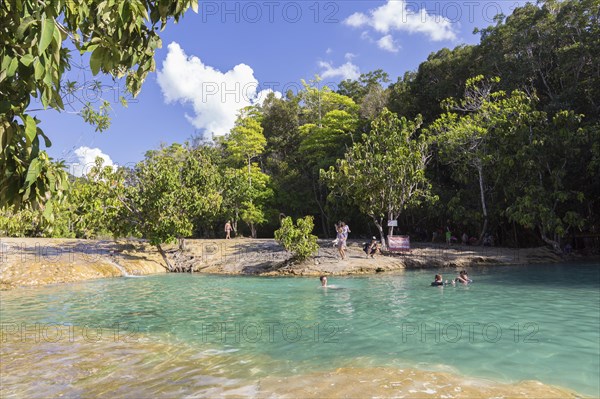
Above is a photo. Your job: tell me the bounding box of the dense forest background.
[2,0,599,253]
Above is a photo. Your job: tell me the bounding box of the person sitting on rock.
[363,237,379,258]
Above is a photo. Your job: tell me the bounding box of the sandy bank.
[0,238,166,290]
[0,237,578,290]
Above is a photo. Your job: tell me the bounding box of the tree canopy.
[1,0,198,209]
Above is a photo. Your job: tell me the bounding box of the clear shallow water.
[1,263,599,396]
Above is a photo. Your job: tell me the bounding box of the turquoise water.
[1,263,599,396]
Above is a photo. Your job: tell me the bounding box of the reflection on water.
[0,328,578,399]
[1,263,599,398]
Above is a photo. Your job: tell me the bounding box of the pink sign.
[388,236,410,251]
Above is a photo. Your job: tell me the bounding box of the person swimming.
[319,275,344,289]
[431,274,453,286]
[455,270,473,284]
[320,275,328,287]
[431,274,444,286]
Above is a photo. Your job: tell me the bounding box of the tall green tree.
[323,108,434,245]
[430,76,498,241]
[126,143,222,270]
[221,164,272,238]
[504,111,587,251]
[299,78,360,235]
[338,69,390,104]
[221,111,272,238]
[476,0,600,118]
[225,112,266,188]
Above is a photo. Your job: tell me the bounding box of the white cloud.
[326,47,333,54]
[319,61,360,81]
[377,35,399,53]
[69,146,114,177]
[344,0,457,44]
[346,12,370,28]
[344,52,357,61]
[157,42,279,137]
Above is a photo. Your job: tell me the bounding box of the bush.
[0,206,35,237]
[274,216,320,261]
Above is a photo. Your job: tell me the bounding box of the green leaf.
[39,18,56,54]
[20,54,35,66]
[16,17,36,39]
[6,58,19,77]
[23,158,42,190]
[24,115,37,143]
[52,23,62,49]
[34,60,44,80]
[90,47,105,76]
[191,0,198,13]
[42,200,54,220]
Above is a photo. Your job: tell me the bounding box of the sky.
[33,0,529,176]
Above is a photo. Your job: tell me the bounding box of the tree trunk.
[178,237,186,251]
[372,216,386,248]
[476,163,489,243]
[248,158,252,189]
[540,227,562,253]
[233,210,239,236]
[250,222,257,238]
[157,244,174,272]
[312,181,330,238]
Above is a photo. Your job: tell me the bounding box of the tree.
[221,164,273,238]
[504,111,587,251]
[430,76,540,242]
[221,112,271,238]
[274,216,320,261]
[338,69,390,104]
[1,0,198,208]
[296,78,361,236]
[125,143,222,271]
[476,0,600,119]
[322,108,434,246]
[67,157,127,238]
[225,112,266,188]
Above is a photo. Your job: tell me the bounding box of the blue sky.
[35,0,528,176]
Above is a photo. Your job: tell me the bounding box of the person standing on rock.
[224,221,232,239]
[341,222,350,249]
[336,225,347,260]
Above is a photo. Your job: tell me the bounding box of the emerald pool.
[1,262,599,397]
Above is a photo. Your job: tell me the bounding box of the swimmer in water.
[431,274,454,286]
[319,275,343,289]
[431,274,443,286]
[455,270,472,284]
[320,275,328,287]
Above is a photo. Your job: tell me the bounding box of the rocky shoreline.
[0,237,580,290]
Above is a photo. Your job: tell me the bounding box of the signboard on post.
[388,220,398,236]
[388,236,410,252]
